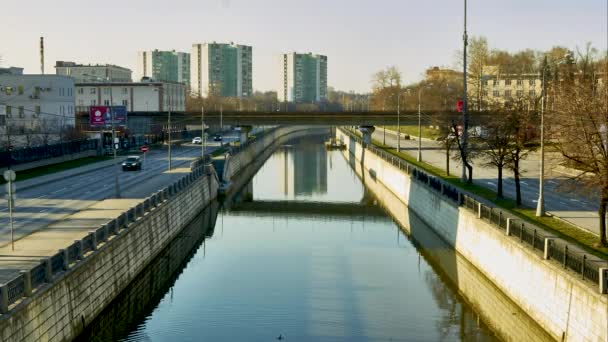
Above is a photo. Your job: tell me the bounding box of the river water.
[78,133,507,341]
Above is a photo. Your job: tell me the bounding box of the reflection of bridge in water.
[228,200,386,219]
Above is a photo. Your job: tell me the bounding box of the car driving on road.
[192,137,202,144]
[122,156,142,171]
[213,134,223,142]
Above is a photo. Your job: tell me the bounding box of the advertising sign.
[89,106,127,126]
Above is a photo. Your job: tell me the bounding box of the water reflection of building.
[293,143,327,196]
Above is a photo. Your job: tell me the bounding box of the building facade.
[278,52,327,103]
[55,61,132,83]
[191,42,252,98]
[137,50,190,86]
[74,79,185,114]
[0,72,75,148]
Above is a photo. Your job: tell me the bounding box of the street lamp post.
[201,106,206,159]
[397,92,401,152]
[417,88,423,162]
[536,60,547,217]
[461,0,470,182]
[167,108,172,171]
[109,81,121,198]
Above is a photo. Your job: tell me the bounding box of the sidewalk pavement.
[0,199,140,283]
[377,128,603,236]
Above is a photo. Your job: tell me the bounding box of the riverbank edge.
[337,128,607,342]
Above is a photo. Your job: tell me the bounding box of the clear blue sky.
[1,0,606,93]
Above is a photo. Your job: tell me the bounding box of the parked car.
[213,134,223,142]
[122,156,142,171]
[192,137,202,144]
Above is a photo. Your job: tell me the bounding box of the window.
[5,106,12,118]
[516,90,523,97]
[35,106,41,116]
[529,79,536,86]
[104,100,110,106]
[492,90,500,97]
[18,86,24,95]
[78,88,84,94]
[104,88,110,95]
[122,88,128,95]
[529,90,536,97]
[122,100,128,106]
[505,90,512,98]
[516,79,523,86]
[505,79,512,86]
[482,90,488,96]
[90,88,97,94]
[18,106,25,118]
[78,99,84,106]
[91,99,97,105]
[5,86,13,95]
[481,79,488,86]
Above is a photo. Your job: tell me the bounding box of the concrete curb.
[381,127,437,143]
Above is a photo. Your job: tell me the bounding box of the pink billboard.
[89,106,127,127]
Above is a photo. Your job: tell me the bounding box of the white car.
[192,137,202,144]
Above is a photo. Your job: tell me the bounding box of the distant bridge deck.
[123,111,494,126]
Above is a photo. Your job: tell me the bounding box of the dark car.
[213,134,223,142]
[122,156,142,171]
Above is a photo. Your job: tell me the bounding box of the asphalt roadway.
[372,128,602,236]
[0,134,238,248]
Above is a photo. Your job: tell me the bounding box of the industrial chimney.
[40,37,44,74]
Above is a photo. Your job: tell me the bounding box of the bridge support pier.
[358,126,376,146]
[236,126,253,144]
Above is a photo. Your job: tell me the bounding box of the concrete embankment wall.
[337,129,608,342]
[0,163,219,342]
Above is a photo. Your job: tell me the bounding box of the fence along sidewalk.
[340,127,608,294]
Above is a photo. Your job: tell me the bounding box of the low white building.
[75,78,185,114]
[0,70,75,148]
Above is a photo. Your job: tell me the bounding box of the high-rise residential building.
[55,61,132,83]
[278,52,327,103]
[137,50,190,86]
[190,42,252,98]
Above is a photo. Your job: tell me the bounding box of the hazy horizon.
[2,0,606,93]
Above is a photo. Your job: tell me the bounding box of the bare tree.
[550,52,608,246]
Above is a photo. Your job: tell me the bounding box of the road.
[0,133,238,247]
[372,128,602,235]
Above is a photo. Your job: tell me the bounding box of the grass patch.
[1,156,111,185]
[382,125,443,140]
[368,136,608,259]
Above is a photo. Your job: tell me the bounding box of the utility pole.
[109,82,121,198]
[167,109,172,171]
[201,106,205,159]
[220,104,223,132]
[461,0,470,182]
[536,59,547,217]
[397,92,401,152]
[417,88,423,162]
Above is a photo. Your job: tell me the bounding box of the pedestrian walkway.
[0,199,139,284]
[376,128,602,236]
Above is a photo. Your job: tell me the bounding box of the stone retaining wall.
[0,162,219,342]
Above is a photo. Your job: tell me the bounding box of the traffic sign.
[3,170,16,182]
[140,145,149,153]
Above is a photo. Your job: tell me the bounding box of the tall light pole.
[167,108,172,171]
[536,58,547,217]
[461,0,470,182]
[397,92,401,152]
[201,105,205,159]
[417,87,423,162]
[109,81,121,198]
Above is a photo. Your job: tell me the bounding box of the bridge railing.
[340,127,608,294]
[0,159,217,314]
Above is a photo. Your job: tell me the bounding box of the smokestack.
[40,37,44,74]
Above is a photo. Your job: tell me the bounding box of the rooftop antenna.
[40,36,45,74]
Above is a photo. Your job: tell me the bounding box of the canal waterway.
[79,133,511,341]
